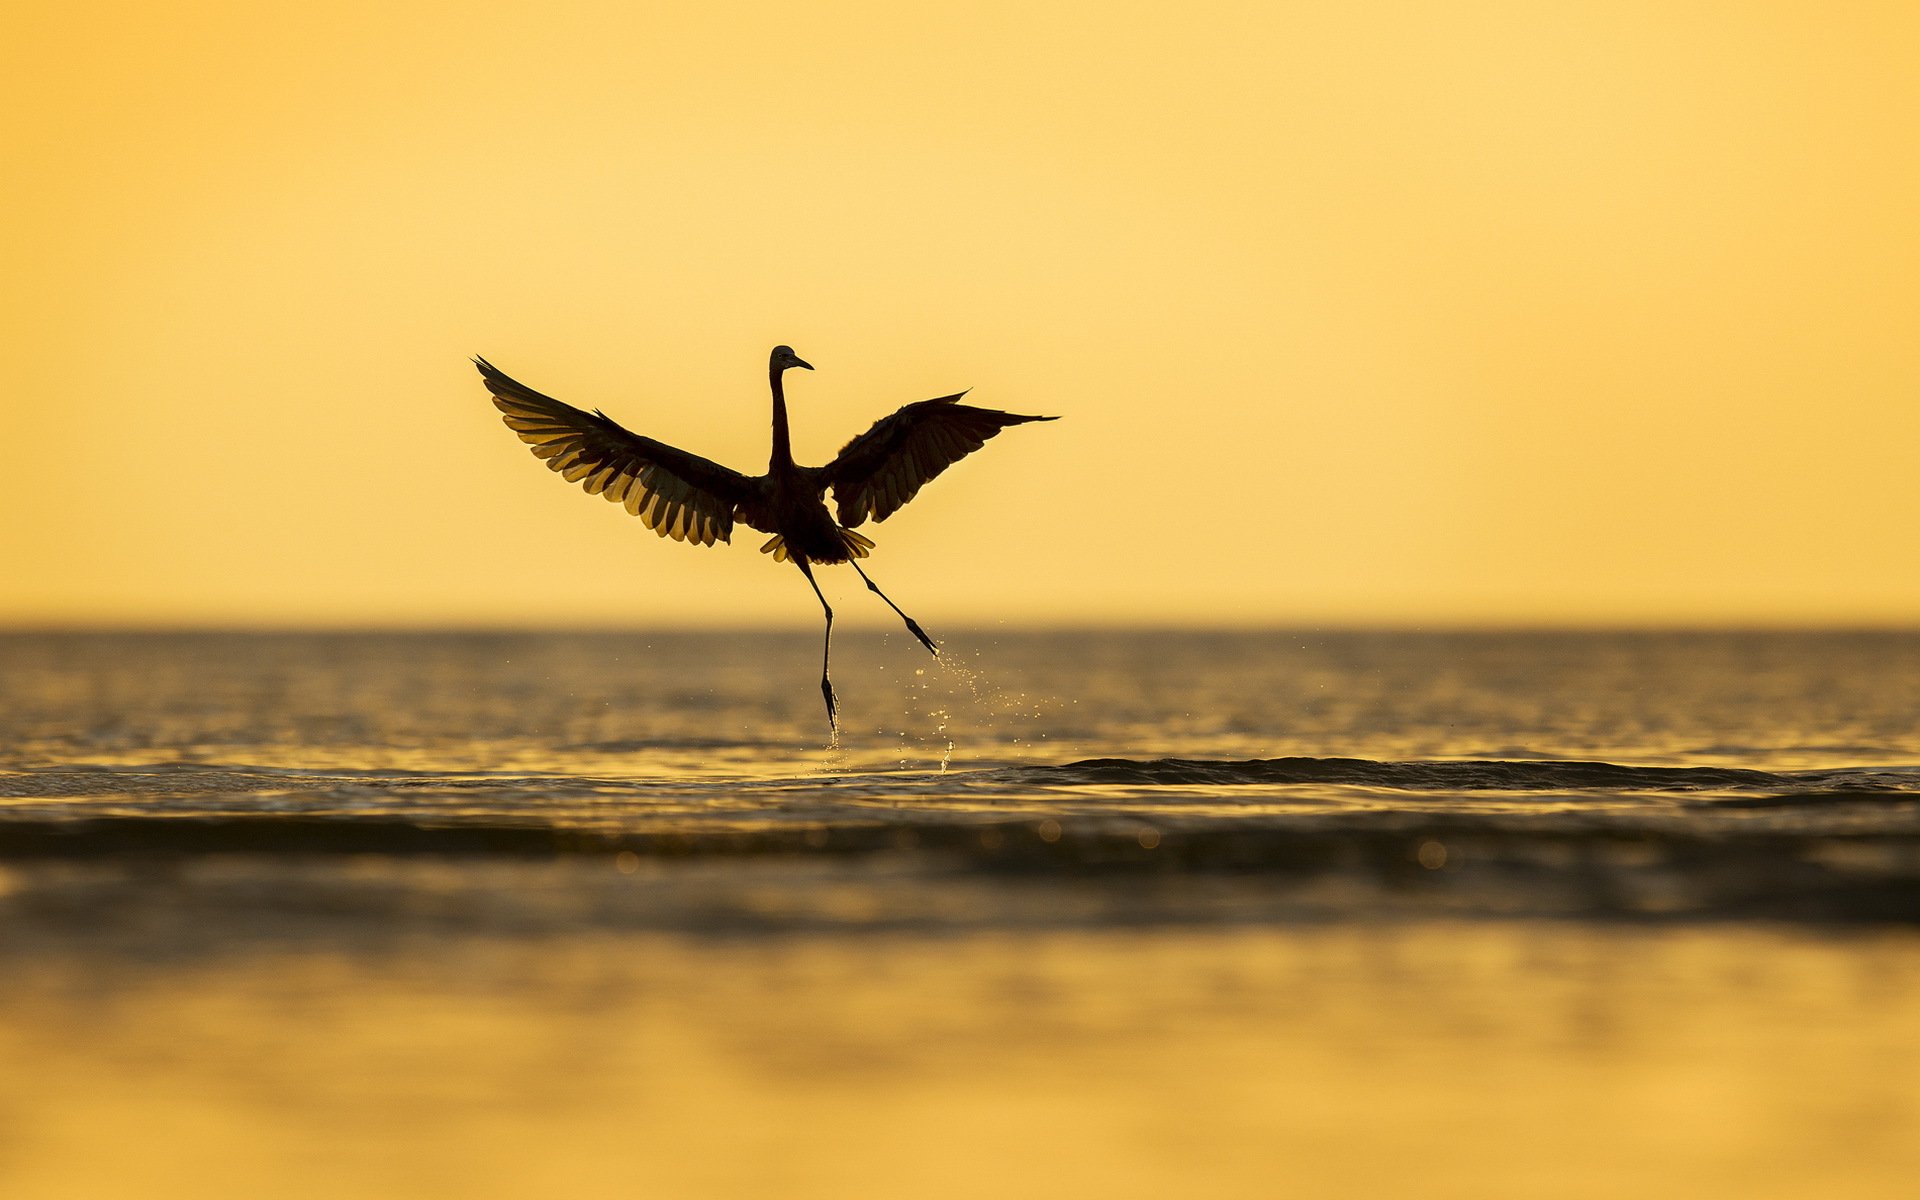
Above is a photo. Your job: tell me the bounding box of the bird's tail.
[760,529,875,564]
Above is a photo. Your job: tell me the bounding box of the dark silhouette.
[477,346,1057,727]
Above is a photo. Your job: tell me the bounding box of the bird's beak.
[794,357,814,371]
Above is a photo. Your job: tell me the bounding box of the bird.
[476,346,1057,729]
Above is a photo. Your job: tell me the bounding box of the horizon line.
[6,619,1920,636]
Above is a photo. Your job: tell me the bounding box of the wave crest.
[1033,756,1920,795]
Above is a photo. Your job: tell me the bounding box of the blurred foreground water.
[2,630,1918,1197]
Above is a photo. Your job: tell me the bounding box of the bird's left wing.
[821,394,1058,528]
[478,357,758,547]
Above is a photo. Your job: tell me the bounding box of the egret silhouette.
[476,346,1057,728]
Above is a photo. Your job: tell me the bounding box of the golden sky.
[5,0,1917,627]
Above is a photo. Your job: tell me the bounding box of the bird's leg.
[795,558,838,728]
[849,562,938,656]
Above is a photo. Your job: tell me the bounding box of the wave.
[1027,756,1920,795]
[7,755,1920,805]
[1,755,1917,924]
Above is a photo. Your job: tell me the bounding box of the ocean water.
[5,629,1919,921]
[2,630,1919,1197]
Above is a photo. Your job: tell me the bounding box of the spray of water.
[890,638,1056,772]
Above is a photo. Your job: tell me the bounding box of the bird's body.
[477,346,1056,727]
[755,473,862,564]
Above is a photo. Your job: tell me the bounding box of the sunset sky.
[5,0,1916,627]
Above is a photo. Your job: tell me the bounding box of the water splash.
[816,714,846,771]
[881,645,1058,771]
[899,666,957,771]
[931,695,953,773]
[931,646,1055,752]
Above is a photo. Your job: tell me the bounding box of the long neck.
[769,364,794,470]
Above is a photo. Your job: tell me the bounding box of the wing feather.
[477,357,759,547]
[821,393,1058,527]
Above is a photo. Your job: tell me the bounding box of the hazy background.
[6,0,1916,628]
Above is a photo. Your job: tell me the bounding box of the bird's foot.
[905,619,938,656]
[821,676,839,729]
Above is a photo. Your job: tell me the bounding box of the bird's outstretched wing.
[477,357,757,547]
[821,394,1058,528]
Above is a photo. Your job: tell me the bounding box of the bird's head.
[770,345,814,374]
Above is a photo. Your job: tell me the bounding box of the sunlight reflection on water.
[7,629,1920,777]
[2,631,1918,1196]
[4,919,1918,1199]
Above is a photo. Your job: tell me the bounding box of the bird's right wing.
[478,357,758,547]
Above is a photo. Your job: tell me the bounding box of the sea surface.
[2,630,1918,1197]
